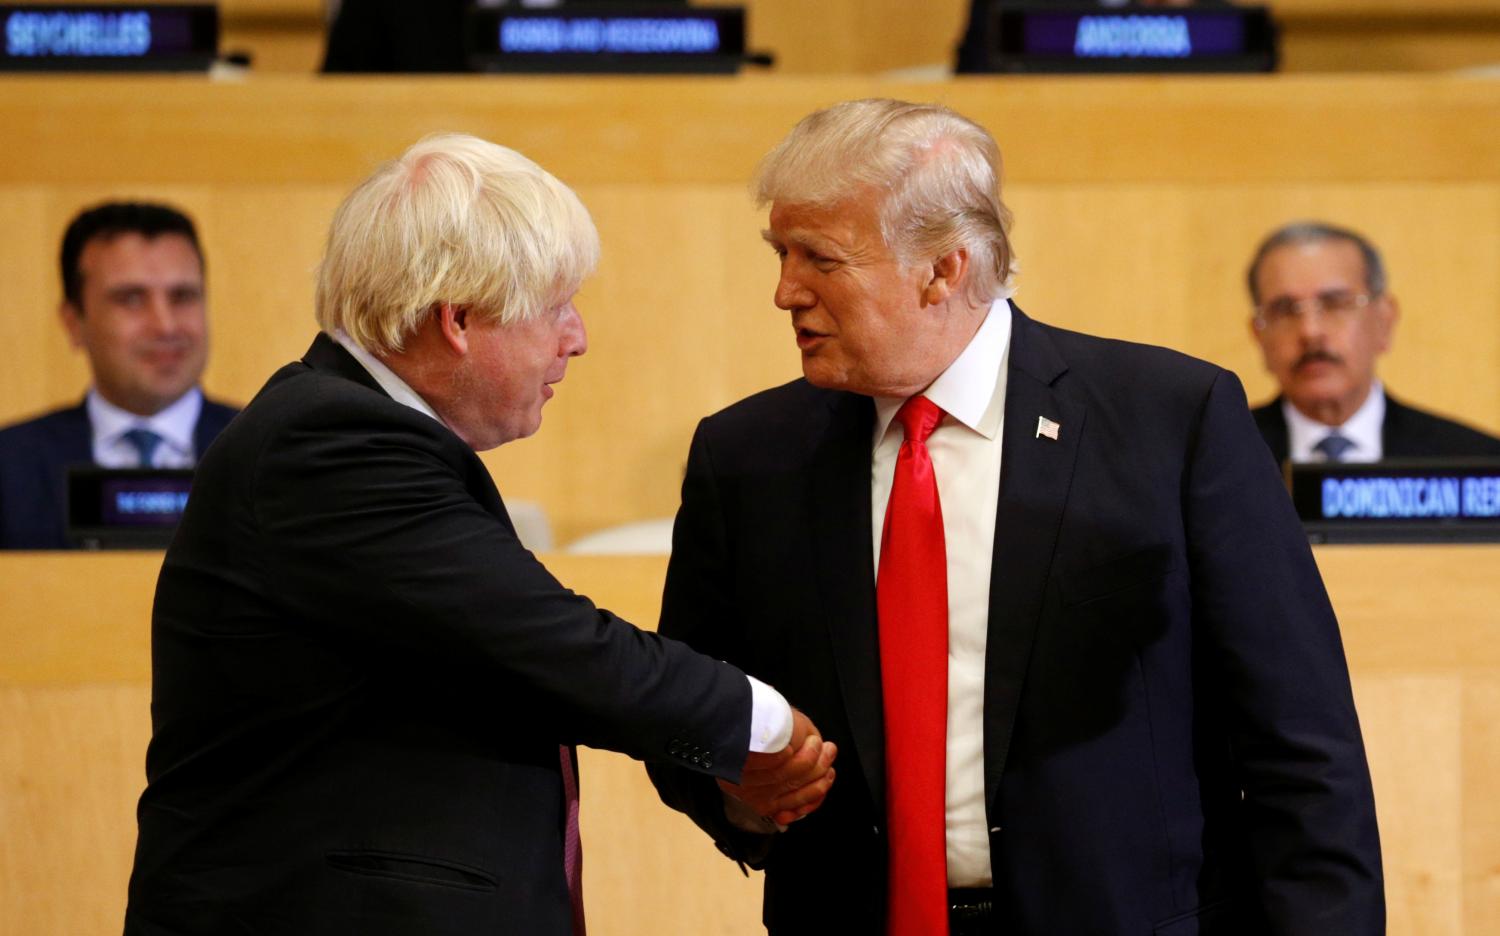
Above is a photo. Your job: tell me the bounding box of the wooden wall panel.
[4,78,1500,543]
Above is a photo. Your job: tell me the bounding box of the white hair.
[316,133,600,353]
[754,99,1015,305]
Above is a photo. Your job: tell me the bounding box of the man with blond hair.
[649,100,1383,935]
[124,134,834,936]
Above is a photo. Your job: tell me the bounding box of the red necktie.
[877,396,949,936]
[560,744,586,935]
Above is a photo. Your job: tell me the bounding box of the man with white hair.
[124,134,834,936]
[649,100,1383,935]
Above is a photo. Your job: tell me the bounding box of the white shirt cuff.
[746,675,793,753]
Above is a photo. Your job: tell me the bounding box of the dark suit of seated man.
[0,202,238,549]
[1245,220,1500,466]
[123,133,835,936]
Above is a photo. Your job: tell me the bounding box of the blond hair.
[754,99,1014,305]
[316,133,600,353]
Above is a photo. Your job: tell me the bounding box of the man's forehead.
[1259,240,1366,294]
[764,200,873,250]
[80,232,203,280]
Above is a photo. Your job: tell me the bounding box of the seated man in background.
[1246,220,1500,464]
[0,202,238,549]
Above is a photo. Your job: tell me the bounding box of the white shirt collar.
[87,385,202,460]
[332,330,445,426]
[1284,381,1386,463]
[873,298,1012,445]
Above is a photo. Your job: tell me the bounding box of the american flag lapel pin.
[1036,416,1061,441]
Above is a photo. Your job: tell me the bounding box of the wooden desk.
[2,546,1498,933]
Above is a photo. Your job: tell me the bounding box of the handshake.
[721,708,838,828]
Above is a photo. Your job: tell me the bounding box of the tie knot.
[1313,432,1356,462]
[121,427,164,467]
[896,396,943,446]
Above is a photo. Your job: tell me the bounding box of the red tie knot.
[896,396,943,446]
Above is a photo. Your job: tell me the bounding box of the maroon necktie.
[877,396,949,936]
[560,744,585,935]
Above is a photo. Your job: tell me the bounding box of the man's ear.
[922,248,969,307]
[433,303,471,356]
[59,301,86,349]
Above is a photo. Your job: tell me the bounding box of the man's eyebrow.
[763,228,842,254]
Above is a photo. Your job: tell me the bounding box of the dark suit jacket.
[1251,393,1500,466]
[0,395,237,550]
[649,308,1383,935]
[125,334,753,936]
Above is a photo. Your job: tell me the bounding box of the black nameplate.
[970,3,1276,74]
[1287,459,1500,544]
[67,466,195,549]
[0,3,217,71]
[466,4,746,74]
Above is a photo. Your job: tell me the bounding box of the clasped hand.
[719,708,837,827]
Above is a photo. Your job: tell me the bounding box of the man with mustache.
[0,201,239,549]
[1246,221,1500,464]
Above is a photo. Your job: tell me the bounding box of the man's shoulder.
[1039,319,1220,384]
[702,378,846,431]
[209,354,455,466]
[0,403,88,455]
[690,378,860,466]
[1384,392,1500,456]
[1028,318,1229,416]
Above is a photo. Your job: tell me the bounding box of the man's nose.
[561,305,587,358]
[146,293,178,334]
[774,271,813,311]
[1295,302,1328,340]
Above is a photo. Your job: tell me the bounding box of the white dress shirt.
[88,386,202,468]
[1284,381,1386,463]
[871,299,1012,888]
[331,331,794,755]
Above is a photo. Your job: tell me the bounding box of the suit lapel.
[59,400,94,465]
[983,310,1085,815]
[808,390,886,815]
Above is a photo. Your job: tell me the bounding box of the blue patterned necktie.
[121,427,164,468]
[1313,432,1356,463]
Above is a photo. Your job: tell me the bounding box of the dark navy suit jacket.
[0,395,238,549]
[650,307,1384,935]
[1251,393,1500,466]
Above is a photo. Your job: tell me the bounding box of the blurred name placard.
[1288,460,1500,543]
[970,3,1275,73]
[0,3,216,70]
[467,4,746,73]
[68,467,194,549]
